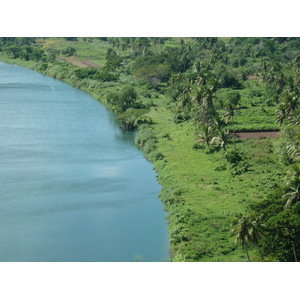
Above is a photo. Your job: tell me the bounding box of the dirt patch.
[233,131,279,139]
[247,75,259,80]
[57,56,102,68]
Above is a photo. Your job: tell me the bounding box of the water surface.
[0,62,169,262]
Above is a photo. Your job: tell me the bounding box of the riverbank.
[0,52,287,261]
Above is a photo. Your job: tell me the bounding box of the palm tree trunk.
[257,245,265,262]
[292,240,298,262]
[232,116,236,151]
[245,242,251,262]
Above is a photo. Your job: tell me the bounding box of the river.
[0,62,169,262]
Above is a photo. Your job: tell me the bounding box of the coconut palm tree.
[283,164,300,209]
[223,104,237,150]
[278,88,299,119]
[197,125,216,150]
[287,112,300,126]
[223,103,234,124]
[212,128,229,150]
[169,73,184,85]
[248,214,266,261]
[286,140,300,161]
[231,212,266,262]
[230,213,253,262]
[176,82,192,109]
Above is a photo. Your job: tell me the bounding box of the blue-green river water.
[0,62,169,262]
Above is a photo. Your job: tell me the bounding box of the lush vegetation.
[1,37,299,261]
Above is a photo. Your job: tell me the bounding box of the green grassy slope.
[140,96,287,261]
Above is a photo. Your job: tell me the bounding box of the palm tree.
[193,61,202,74]
[231,212,266,262]
[287,112,300,126]
[275,104,288,125]
[278,88,299,119]
[223,104,236,150]
[230,213,253,262]
[176,82,192,109]
[180,53,188,72]
[169,73,183,85]
[197,125,216,150]
[248,214,266,261]
[190,83,216,127]
[213,128,229,150]
[283,164,300,209]
[212,113,224,131]
[286,140,300,161]
[223,103,235,124]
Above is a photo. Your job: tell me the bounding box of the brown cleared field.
[234,131,279,139]
[57,56,102,68]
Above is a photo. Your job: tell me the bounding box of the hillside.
[1,37,299,261]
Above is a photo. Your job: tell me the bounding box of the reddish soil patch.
[247,75,259,80]
[233,131,279,139]
[57,56,102,68]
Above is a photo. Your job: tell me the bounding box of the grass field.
[140,95,287,261]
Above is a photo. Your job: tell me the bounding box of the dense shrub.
[115,108,150,130]
[61,46,76,57]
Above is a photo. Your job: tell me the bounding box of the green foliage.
[251,189,300,261]
[224,149,244,165]
[135,125,168,162]
[115,108,151,130]
[74,68,98,79]
[93,71,119,81]
[2,36,299,262]
[133,63,171,89]
[61,46,76,56]
[230,212,265,261]
[213,65,242,89]
[106,86,138,112]
[135,125,157,149]
[149,151,165,161]
[225,91,241,107]
[224,149,251,175]
[104,48,123,71]
[74,68,119,81]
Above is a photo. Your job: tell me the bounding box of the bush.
[224,149,244,166]
[143,139,158,154]
[106,86,138,112]
[174,112,191,123]
[231,161,251,175]
[226,91,241,107]
[214,66,242,89]
[133,63,171,89]
[215,164,227,171]
[74,68,97,79]
[61,46,76,57]
[162,133,172,140]
[115,108,150,130]
[135,125,157,149]
[94,71,119,82]
[193,143,205,150]
[149,151,165,161]
[224,149,251,175]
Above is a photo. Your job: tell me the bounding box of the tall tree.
[283,164,300,209]
[230,213,265,262]
[230,213,253,261]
